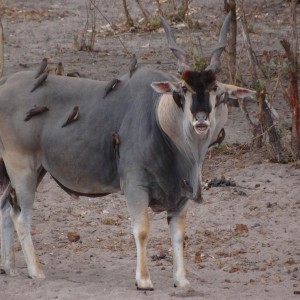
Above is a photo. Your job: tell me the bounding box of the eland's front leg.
[0,184,17,276]
[168,204,190,288]
[125,187,153,290]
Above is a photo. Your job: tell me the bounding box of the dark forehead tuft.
[181,70,216,91]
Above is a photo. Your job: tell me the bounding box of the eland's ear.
[151,81,179,94]
[216,82,256,100]
[230,88,256,99]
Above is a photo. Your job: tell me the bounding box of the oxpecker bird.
[208,128,226,148]
[24,106,49,121]
[103,78,121,98]
[112,131,120,158]
[129,54,137,78]
[62,106,80,128]
[66,71,81,78]
[35,57,48,79]
[30,71,49,93]
[55,62,64,75]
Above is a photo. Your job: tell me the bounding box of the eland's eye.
[182,86,188,94]
[212,85,218,92]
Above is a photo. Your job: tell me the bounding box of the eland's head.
[157,12,256,148]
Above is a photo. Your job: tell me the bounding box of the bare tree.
[153,0,189,21]
[280,0,300,159]
[224,0,237,83]
[233,1,286,160]
[0,19,3,77]
[79,0,98,51]
[178,0,189,20]
[280,19,300,159]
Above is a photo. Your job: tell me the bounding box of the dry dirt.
[0,0,300,299]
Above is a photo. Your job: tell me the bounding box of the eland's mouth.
[194,122,209,135]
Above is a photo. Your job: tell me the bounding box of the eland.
[0,12,254,290]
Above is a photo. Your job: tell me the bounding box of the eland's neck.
[156,94,208,167]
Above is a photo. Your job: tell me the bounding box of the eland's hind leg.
[0,184,17,275]
[6,162,47,279]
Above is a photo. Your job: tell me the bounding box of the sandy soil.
[0,0,299,299]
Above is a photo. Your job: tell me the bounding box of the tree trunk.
[224,0,237,83]
[259,91,286,161]
[0,19,4,78]
[290,0,300,159]
[122,0,134,27]
[253,90,263,148]
[281,38,300,159]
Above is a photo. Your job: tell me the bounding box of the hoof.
[1,268,18,276]
[135,278,154,291]
[173,278,191,289]
[136,286,154,291]
[28,272,45,279]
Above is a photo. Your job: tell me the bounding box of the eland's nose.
[195,111,208,123]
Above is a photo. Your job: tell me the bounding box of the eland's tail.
[0,158,10,192]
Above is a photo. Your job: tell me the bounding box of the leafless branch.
[122,0,134,27]
[135,0,150,21]
[92,2,130,55]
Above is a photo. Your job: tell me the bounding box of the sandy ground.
[0,0,300,299]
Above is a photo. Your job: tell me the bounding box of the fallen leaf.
[195,251,202,264]
[235,224,249,234]
[67,231,80,242]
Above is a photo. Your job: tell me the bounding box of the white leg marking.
[132,208,153,290]
[168,204,190,288]
[125,186,153,290]
[8,169,45,279]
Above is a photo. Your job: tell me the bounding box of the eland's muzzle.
[193,111,209,134]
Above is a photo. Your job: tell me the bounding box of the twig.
[154,0,163,16]
[224,0,237,83]
[91,2,131,55]
[240,17,258,86]
[238,2,267,85]
[238,98,256,128]
[135,0,150,20]
[269,67,282,104]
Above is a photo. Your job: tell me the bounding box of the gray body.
[0,68,186,205]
